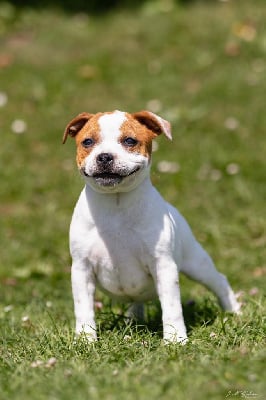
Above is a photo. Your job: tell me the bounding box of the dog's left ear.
[132,110,172,140]
[62,112,94,144]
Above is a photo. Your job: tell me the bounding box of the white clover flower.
[224,117,239,131]
[45,357,57,368]
[0,92,8,107]
[11,119,27,134]
[146,99,162,113]
[157,161,180,173]
[31,360,43,368]
[210,169,222,181]
[152,141,159,152]
[226,163,240,175]
[4,305,13,313]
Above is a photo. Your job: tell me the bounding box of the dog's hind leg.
[180,243,241,314]
[127,303,145,321]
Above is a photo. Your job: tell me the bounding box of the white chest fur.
[70,179,173,302]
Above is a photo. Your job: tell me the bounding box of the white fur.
[98,110,127,141]
[69,112,241,344]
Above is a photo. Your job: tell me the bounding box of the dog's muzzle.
[82,153,141,187]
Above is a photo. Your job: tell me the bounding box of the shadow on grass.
[96,298,219,339]
[6,0,201,15]
[182,298,219,334]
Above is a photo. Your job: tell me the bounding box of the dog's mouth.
[83,167,141,187]
[92,172,123,186]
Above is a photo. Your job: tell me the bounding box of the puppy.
[63,110,241,343]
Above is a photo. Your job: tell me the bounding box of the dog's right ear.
[62,112,94,144]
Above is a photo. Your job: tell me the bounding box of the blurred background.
[0,0,265,324]
[0,1,265,398]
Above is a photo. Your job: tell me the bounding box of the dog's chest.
[80,214,156,301]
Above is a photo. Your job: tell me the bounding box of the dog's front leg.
[154,259,188,344]
[71,259,97,341]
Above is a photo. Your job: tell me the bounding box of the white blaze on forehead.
[98,111,127,141]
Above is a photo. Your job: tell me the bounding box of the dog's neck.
[85,175,154,212]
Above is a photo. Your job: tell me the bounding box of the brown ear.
[62,112,94,144]
[132,110,172,140]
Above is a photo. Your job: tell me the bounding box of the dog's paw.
[163,329,188,345]
[73,335,97,347]
[74,327,97,344]
[226,293,243,315]
[221,290,243,315]
[164,336,188,346]
[233,301,243,315]
[233,292,244,315]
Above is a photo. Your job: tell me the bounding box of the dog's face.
[63,110,171,193]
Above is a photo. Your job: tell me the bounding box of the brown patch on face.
[120,113,156,160]
[74,113,104,168]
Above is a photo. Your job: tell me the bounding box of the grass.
[0,0,265,399]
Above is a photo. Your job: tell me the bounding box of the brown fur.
[120,113,156,159]
[63,110,170,167]
[74,114,103,168]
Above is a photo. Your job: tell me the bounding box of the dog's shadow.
[96,298,219,339]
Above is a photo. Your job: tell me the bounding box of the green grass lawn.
[0,0,265,399]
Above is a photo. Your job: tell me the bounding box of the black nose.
[96,153,114,165]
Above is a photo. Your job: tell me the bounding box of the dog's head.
[63,110,171,193]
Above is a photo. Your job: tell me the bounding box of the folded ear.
[62,112,94,144]
[132,110,172,140]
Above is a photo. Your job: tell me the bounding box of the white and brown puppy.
[63,110,241,344]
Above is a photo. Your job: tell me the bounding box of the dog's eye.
[82,138,94,148]
[123,137,138,147]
